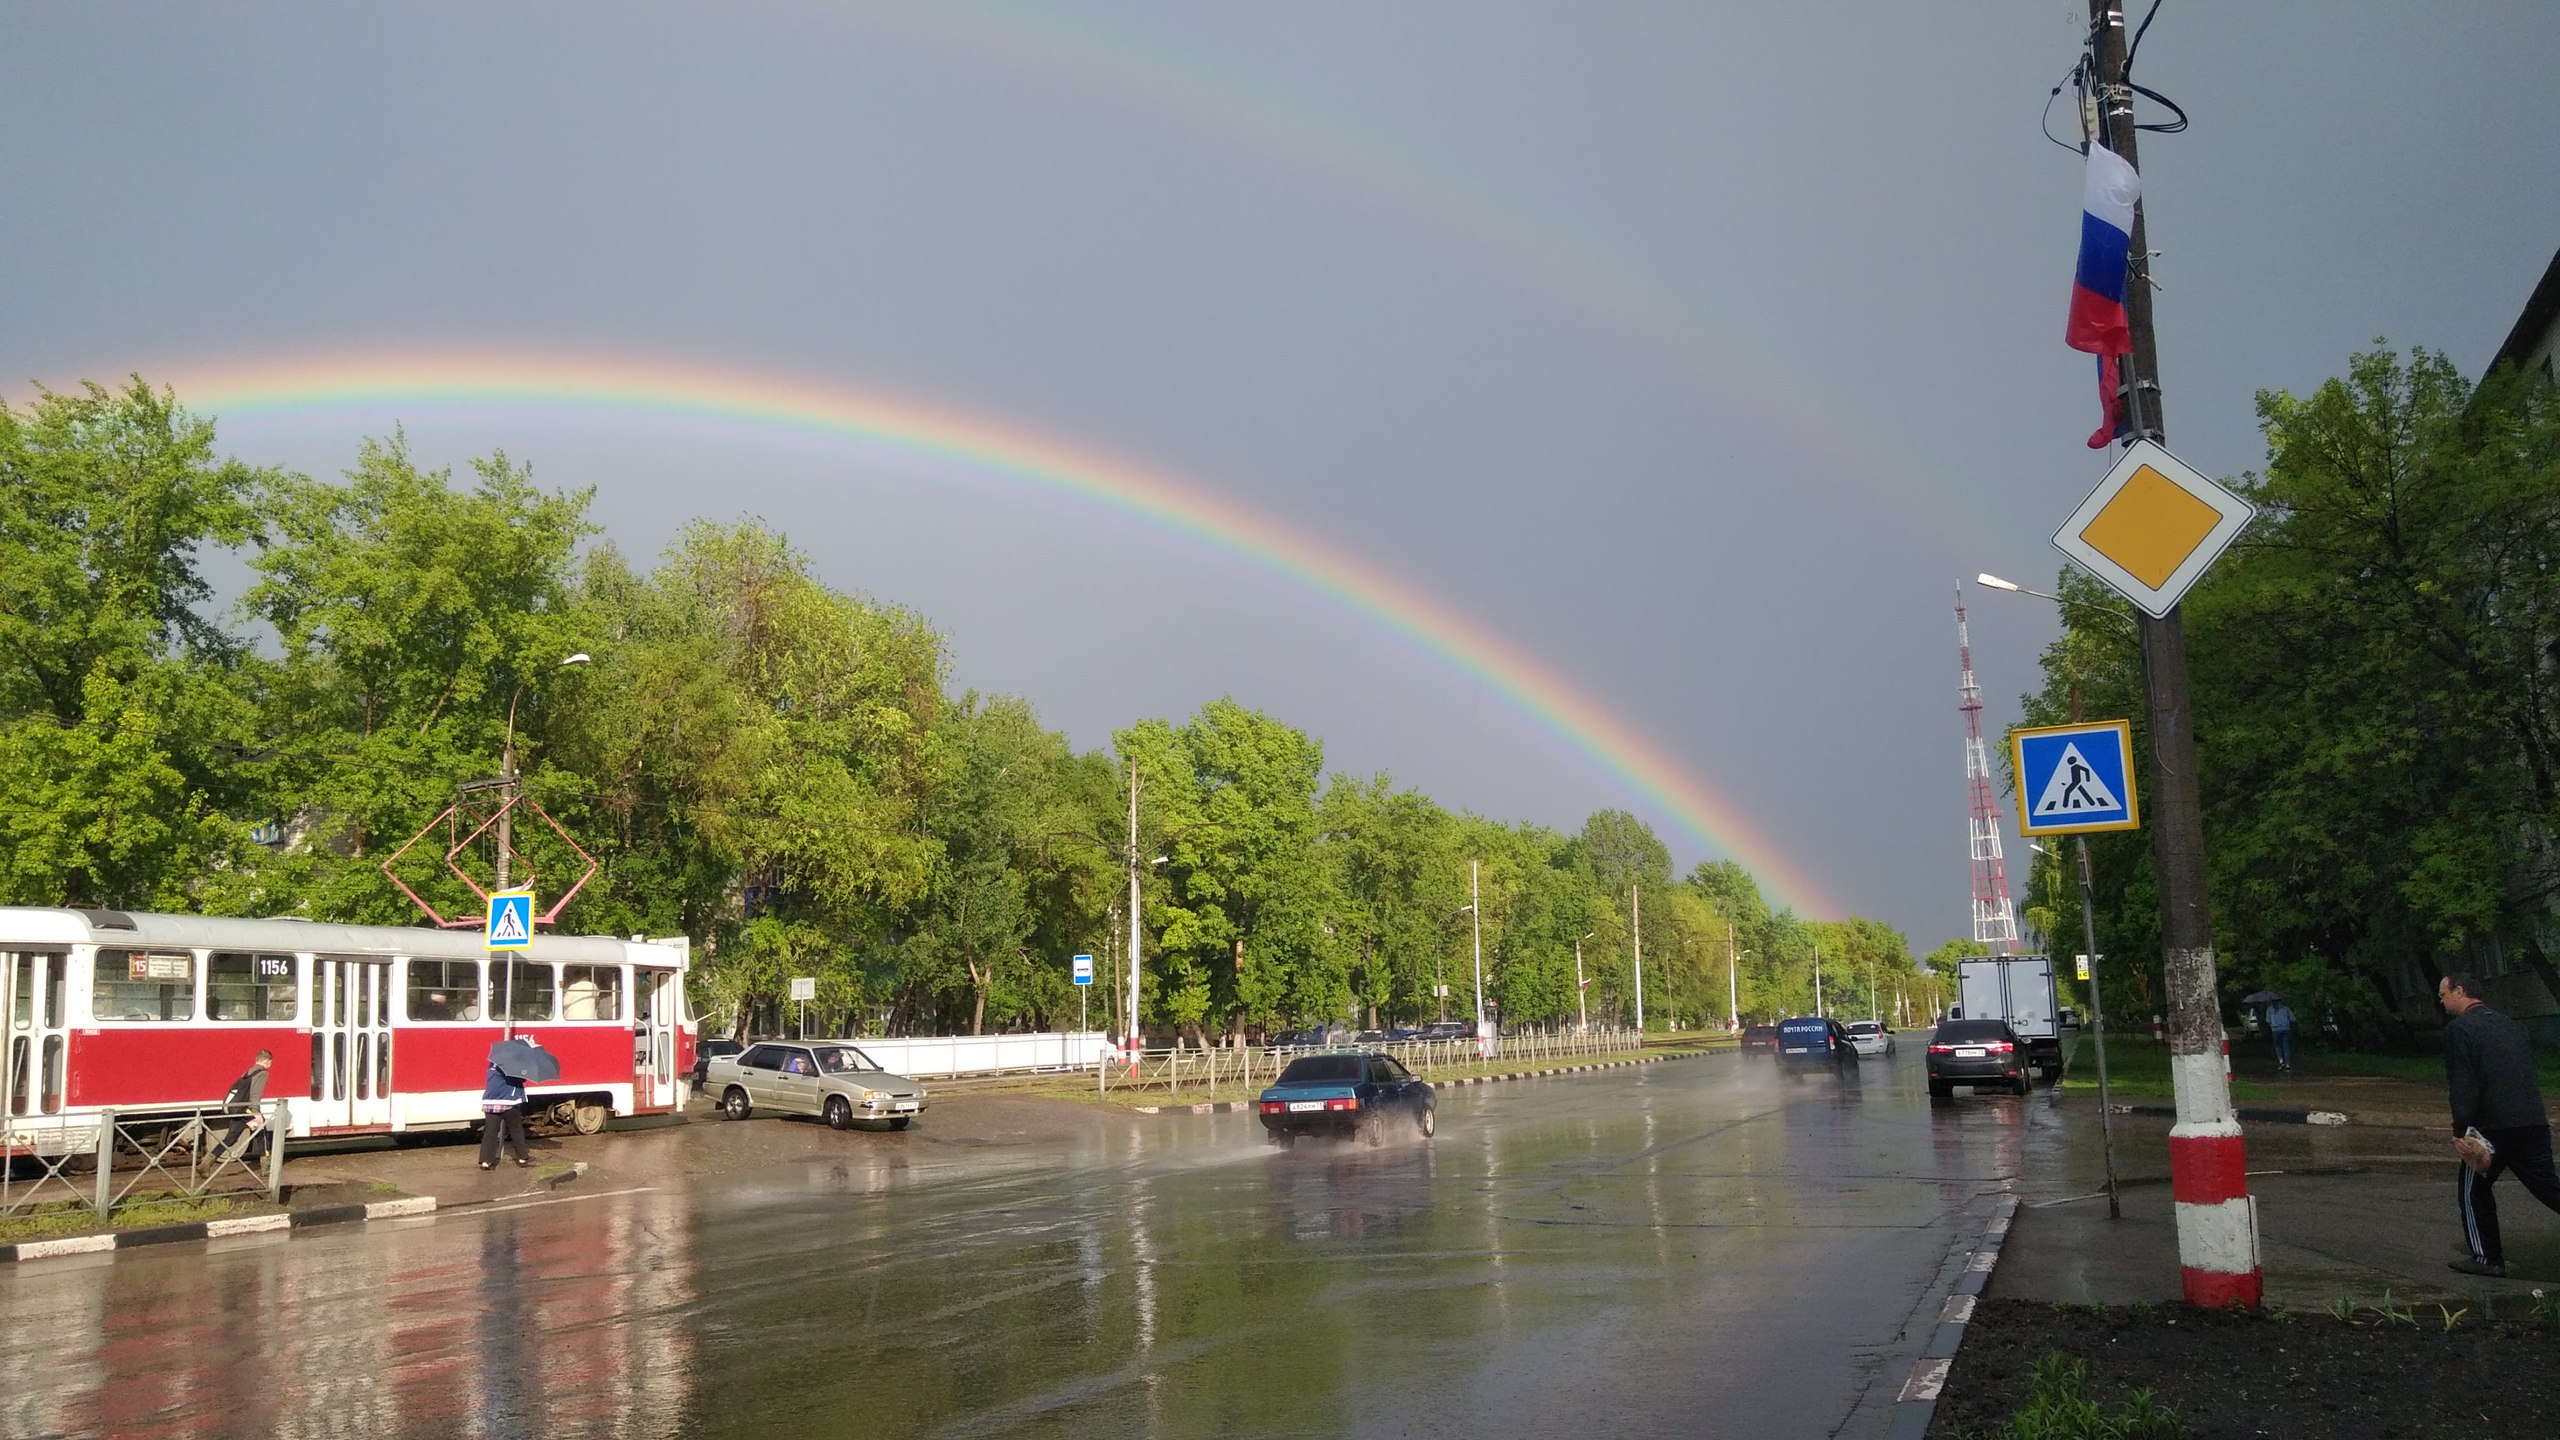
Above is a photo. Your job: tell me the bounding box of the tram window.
[207,953,298,1022]
[93,950,197,1022]
[405,960,483,1022]
[497,961,557,1022]
[561,966,622,1021]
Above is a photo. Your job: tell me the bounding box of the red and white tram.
[0,907,696,1148]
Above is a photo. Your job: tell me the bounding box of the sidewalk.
[2004,1053,2560,1309]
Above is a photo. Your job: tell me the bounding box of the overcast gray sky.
[6,3,2556,943]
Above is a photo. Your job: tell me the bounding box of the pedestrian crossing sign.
[485,890,535,950]
[2011,721,2140,836]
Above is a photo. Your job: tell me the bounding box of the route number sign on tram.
[2011,721,2141,837]
[485,890,535,950]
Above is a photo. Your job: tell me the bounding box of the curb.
[0,1195,436,1266]
[1127,1050,1717,1115]
[2110,1103,2350,1126]
[1886,1195,2018,1440]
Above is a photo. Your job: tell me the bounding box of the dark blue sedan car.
[1256,1052,1435,1146]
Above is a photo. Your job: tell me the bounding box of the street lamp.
[1976,573,2138,631]
[1457,860,1486,1044]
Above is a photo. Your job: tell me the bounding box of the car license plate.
[1286,1101,1324,1112]
[894,1101,919,1112]
[1783,1046,1810,1054]
[1955,1046,1986,1058]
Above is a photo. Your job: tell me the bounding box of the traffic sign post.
[2051,439,2253,619]
[790,976,815,1038]
[1072,954,1093,1037]
[486,891,535,1035]
[2011,721,2140,837]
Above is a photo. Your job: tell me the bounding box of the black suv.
[1926,1019,2030,1097]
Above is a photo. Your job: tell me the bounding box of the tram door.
[309,958,394,1129]
[2,951,68,1117]
[637,968,680,1110]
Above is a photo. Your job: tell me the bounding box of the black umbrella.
[489,1037,561,1083]
[2241,990,2284,1005]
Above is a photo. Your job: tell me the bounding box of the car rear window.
[1935,1020,2011,1041]
[1277,1056,1364,1083]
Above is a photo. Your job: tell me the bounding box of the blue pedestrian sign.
[1072,953,1094,986]
[2011,721,2141,836]
[485,890,536,950]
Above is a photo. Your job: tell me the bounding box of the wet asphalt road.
[0,1048,2083,1440]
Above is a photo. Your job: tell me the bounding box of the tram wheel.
[571,1101,610,1136]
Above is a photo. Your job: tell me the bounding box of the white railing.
[1098,1027,1650,1101]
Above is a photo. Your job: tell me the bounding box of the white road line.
[466,1185,657,1217]
[1899,1358,1951,1403]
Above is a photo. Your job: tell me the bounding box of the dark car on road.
[1926,1019,2030,1097]
[691,1037,745,1091]
[1774,1016,1859,1079]
[1417,1020,1474,1043]
[1256,1052,1434,1146]
[1739,1024,1781,1056]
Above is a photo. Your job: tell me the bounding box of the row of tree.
[2014,346,2560,1041]
[1,379,1926,1040]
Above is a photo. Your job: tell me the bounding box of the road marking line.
[1967,1250,1996,1272]
[467,1185,657,1217]
[1900,1358,1950,1403]
[1940,1293,1975,1324]
[14,1234,118,1260]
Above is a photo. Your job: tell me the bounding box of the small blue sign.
[1072,953,1094,986]
[485,891,535,950]
[2012,721,2140,836]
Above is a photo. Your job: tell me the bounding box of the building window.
[406,959,483,1022]
[207,953,298,1022]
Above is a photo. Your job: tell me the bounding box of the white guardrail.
[841,1032,1113,1078]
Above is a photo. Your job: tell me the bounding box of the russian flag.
[2067,144,2140,447]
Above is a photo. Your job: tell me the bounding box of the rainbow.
[158,350,1839,916]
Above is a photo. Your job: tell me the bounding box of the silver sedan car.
[705,1041,928,1130]
[1843,1020,1897,1058]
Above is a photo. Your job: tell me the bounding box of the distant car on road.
[691,1037,745,1091]
[1843,1021,1895,1059]
[1256,1052,1434,1146]
[1774,1016,1859,1080]
[1416,1020,1474,1044]
[1739,1024,1781,1056]
[706,1041,928,1130]
[1926,1019,2030,1098]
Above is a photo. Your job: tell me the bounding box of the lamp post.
[490,652,588,1030]
[1466,861,1484,1039]
[1630,883,1643,1036]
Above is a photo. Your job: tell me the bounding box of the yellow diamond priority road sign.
[2052,439,2254,618]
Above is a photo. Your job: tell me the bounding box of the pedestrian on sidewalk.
[2266,999,2298,1072]
[2440,972,2560,1278]
[479,1060,532,1170]
[218,1049,274,1163]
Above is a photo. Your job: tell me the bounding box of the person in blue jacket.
[479,1060,532,1170]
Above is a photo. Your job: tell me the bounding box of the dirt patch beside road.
[1933,1298,2560,1438]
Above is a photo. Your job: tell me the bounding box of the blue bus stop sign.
[1072,953,1094,986]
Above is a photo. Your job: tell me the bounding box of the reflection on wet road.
[0,1051,2075,1439]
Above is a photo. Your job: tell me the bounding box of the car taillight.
[1259,1102,1284,1114]
[1325,1097,1359,1112]
[1927,1044,1954,1054]
[1988,1041,2014,1054]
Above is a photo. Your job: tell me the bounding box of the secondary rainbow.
[165,350,1839,916]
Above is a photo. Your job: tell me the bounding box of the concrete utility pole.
[1813,941,1823,1017]
[2084,0,2258,1307]
[1127,761,1143,1047]
[1576,931,1595,1032]
[1631,883,1643,1034]
[1469,860,1485,1037]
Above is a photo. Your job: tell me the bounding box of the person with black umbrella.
[478,1038,547,1170]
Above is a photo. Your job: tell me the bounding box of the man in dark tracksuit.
[2442,972,2560,1277]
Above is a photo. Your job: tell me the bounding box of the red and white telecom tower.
[1956,587,2020,952]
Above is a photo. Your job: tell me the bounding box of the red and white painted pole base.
[2166,1046,2263,1308]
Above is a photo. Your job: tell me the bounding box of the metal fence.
[1,1100,287,1219]
[1098,1028,1648,1102]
